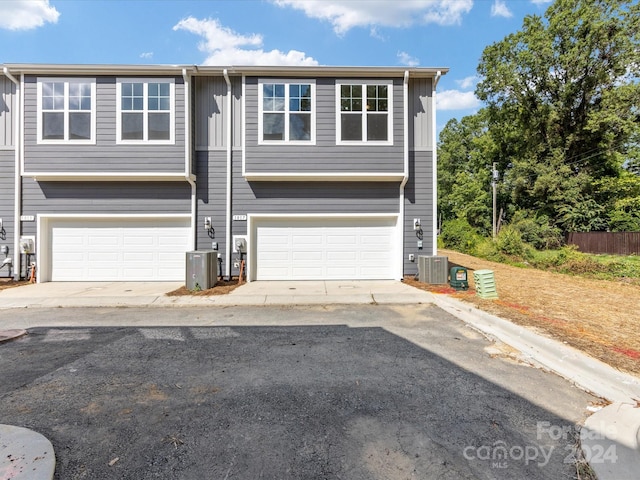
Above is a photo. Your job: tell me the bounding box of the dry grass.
[406,249,640,376]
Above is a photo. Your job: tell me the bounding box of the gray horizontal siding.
[194,76,242,150]
[1,76,15,148]
[244,77,405,174]
[0,151,15,259]
[409,78,433,150]
[404,150,435,276]
[195,150,401,274]
[20,181,190,238]
[23,75,186,173]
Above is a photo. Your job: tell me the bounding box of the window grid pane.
[148,82,170,111]
[340,84,362,112]
[263,83,285,112]
[42,82,64,111]
[69,82,91,111]
[289,84,311,112]
[122,82,143,111]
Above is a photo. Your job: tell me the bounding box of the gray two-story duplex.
[1,64,447,283]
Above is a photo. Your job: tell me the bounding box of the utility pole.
[492,163,498,239]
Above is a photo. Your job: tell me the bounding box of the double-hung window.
[37,78,96,143]
[116,78,174,143]
[337,81,393,144]
[258,80,315,144]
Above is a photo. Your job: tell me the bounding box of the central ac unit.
[418,255,449,284]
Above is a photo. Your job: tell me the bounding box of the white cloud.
[455,75,478,89]
[272,0,474,35]
[140,52,154,59]
[437,89,481,110]
[173,17,318,66]
[397,51,419,67]
[0,0,59,31]
[531,0,553,4]
[491,0,513,18]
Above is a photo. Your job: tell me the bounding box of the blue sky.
[0,0,554,134]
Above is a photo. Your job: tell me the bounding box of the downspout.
[399,70,409,279]
[223,69,232,280]
[432,70,442,255]
[182,68,196,251]
[3,67,21,281]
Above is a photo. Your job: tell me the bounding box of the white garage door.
[255,217,397,280]
[49,218,191,281]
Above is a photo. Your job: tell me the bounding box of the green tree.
[437,111,499,234]
[475,0,640,232]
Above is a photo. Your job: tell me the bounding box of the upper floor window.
[116,78,174,143]
[337,81,393,144]
[258,80,315,144]
[37,78,96,143]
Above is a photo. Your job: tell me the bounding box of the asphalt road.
[0,305,596,479]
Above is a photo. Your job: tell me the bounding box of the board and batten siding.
[0,151,15,258]
[404,151,435,275]
[19,181,191,238]
[243,77,405,174]
[0,76,15,148]
[22,75,186,173]
[194,76,242,150]
[409,77,433,150]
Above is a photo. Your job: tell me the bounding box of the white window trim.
[36,77,97,145]
[116,78,175,145]
[258,79,316,146]
[335,79,393,146]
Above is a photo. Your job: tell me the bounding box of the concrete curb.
[0,330,27,344]
[430,294,640,404]
[0,424,55,480]
[582,402,640,480]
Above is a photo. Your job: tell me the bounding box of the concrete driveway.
[0,280,435,308]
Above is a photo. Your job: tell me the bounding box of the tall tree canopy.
[439,0,640,234]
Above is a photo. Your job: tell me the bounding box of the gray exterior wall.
[404,151,435,275]
[194,76,242,150]
[0,151,15,270]
[22,75,186,173]
[195,150,400,275]
[1,76,15,148]
[20,181,191,238]
[409,78,433,150]
[243,77,405,174]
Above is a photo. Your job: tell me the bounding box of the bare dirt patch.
[405,249,640,376]
[166,278,241,297]
[0,279,30,291]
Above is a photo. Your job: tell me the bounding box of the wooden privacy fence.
[566,232,640,255]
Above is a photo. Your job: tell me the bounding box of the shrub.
[495,225,529,257]
[509,213,563,249]
[440,218,482,254]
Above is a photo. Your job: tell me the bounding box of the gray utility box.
[418,255,449,284]
[186,250,217,290]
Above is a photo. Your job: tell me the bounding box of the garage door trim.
[247,213,402,282]
[37,214,193,283]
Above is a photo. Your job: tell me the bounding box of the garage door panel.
[49,218,190,281]
[255,218,397,280]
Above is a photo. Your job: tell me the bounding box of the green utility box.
[473,269,499,299]
[449,266,469,290]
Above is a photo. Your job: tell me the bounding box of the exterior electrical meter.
[450,266,469,291]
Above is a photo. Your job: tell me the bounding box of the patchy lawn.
[406,249,640,377]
